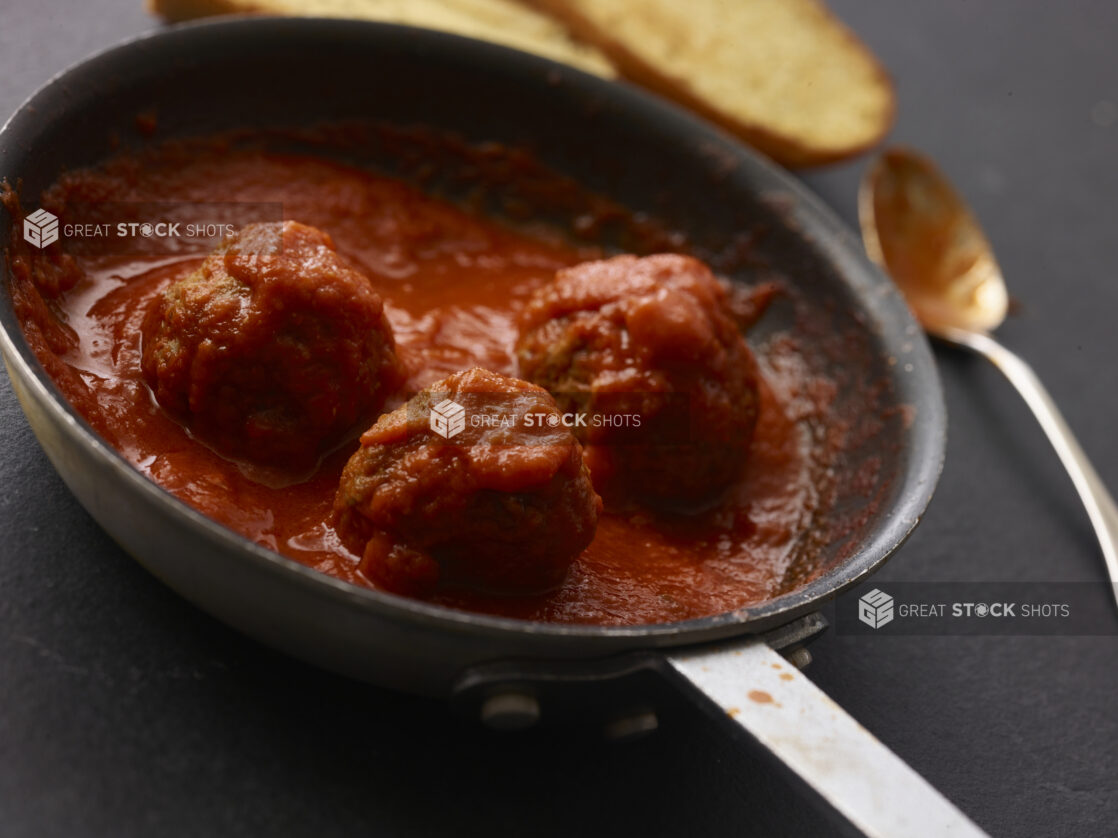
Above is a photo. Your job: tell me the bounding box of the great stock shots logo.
[839,582,1113,636]
[18,202,283,251]
[858,588,895,629]
[23,208,59,248]
[429,399,466,439]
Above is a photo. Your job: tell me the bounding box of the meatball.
[517,253,760,507]
[142,221,400,469]
[334,368,601,597]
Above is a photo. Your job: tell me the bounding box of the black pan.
[0,19,980,836]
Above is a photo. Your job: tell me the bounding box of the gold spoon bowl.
[860,147,1118,607]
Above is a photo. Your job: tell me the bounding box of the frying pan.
[0,18,982,837]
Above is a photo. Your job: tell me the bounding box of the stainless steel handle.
[665,637,987,837]
[938,326,1118,599]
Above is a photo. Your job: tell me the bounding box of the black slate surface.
[1,1,1116,835]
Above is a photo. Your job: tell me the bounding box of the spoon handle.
[938,326,1118,599]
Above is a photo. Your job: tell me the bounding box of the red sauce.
[7,140,829,625]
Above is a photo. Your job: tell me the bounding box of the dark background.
[1,1,1115,835]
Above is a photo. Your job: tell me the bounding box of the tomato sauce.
[7,139,828,625]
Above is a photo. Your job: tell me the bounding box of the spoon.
[859,147,1118,607]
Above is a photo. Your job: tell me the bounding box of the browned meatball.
[334,368,601,597]
[517,254,760,507]
[141,221,400,469]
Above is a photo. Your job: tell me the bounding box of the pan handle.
[664,636,988,837]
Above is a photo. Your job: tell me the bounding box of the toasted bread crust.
[148,0,617,77]
[523,0,895,167]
